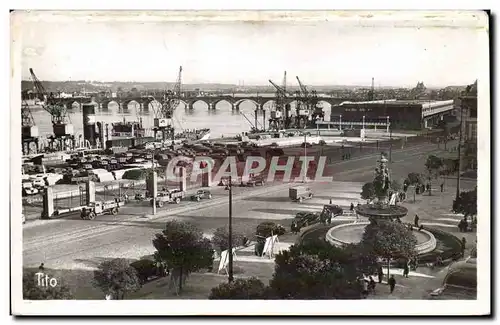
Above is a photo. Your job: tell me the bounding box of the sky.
[15,11,488,87]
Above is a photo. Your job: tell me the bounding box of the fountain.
[326,153,437,255]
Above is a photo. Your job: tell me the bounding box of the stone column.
[179,167,187,192]
[201,162,213,187]
[42,186,54,219]
[86,181,96,205]
[147,171,158,198]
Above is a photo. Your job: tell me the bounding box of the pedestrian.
[329,198,333,205]
[377,265,384,283]
[388,275,396,294]
[440,183,444,192]
[403,260,409,278]
[369,276,376,294]
[38,263,45,271]
[414,214,419,227]
[350,202,354,212]
[362,278,369,298]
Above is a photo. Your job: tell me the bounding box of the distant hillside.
[20,80,240,93]
[20,79,471,94]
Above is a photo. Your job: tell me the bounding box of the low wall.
[326,222,437,255]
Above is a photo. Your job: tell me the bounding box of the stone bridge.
[60,95,355,111]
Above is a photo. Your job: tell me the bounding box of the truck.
[291,204,344,231]
[246,175,266,187]
[80,200,125,220]
[289,186,313,203]
[151,189,185,207]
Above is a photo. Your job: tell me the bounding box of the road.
[23,142,461,270]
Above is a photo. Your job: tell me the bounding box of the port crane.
[21,98,39,155]
[295,76,315,128]
[152,66,182,144]
[268,71,291,131]
[29,68,76,152]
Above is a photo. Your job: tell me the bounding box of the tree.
[391,179,402,192]
[425,155,443,195]
[211,226,246,252]
[92,258,141,300]
[209,277,268,299]
[452,187,477,218]
[406,172,424,186]
[269,240,377,299]
[440,158,458,176]
[360,182,376,202]
[23,271,73,300]
[152,220,214,294]
[360,221,417,277]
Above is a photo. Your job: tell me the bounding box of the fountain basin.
[326,222,437,255]
[355,204,409,219]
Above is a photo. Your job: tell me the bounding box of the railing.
[422,105,454,117]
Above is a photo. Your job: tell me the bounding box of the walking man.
[377,265,384,284]
[440,183,444,192]
[403,260,410,278]
[414,214,419,227]
[388,275,396,294]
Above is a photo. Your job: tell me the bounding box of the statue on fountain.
[373,153,391,206]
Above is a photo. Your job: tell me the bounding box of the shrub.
[130,259,157,284]
[209,277,268,299]
[256,222,286,238]
[212,227,246,252]
[23,271,73,300]
[93,258,141,299]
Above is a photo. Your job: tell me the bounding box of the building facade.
[330,99,454,130]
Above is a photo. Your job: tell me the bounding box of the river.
[27,99,333,139]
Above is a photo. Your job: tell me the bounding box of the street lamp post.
[389,123,393,163]
[151,151,156,216]
[456,103,465,201]
[339,115,342,131]
[227,175,234,282]
[303,132,307,183]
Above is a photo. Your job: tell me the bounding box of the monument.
[326,153,436,255]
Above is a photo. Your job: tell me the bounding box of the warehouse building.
[329,99,455,130]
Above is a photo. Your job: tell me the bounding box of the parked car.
[190,190,212,202]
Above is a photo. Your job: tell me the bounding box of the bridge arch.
[213,99,234,111]
[261,99,277,111]
[144,99,161,112]
[65,100,82,110]
[123,99,141,110]
[177,99,189,109]
[234,99,259,110]
[187,99,209,110]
